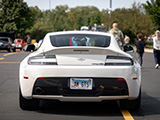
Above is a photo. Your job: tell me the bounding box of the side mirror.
[124,45,134,53]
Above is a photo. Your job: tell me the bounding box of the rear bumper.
[19,65,141,101]
[32,95,129,102]
[32,77,129,96]
[0,46,9,50]
[16,47,22,49]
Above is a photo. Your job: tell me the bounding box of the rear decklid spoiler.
[42,47,121,56]
[28,47,133,66]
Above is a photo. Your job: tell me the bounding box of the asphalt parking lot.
[0,50,160,120]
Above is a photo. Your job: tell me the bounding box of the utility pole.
[49,0,51,10]
[108,0,112,30]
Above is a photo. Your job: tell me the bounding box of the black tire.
[120,89,141,110]
[19,88,39,110]
[13,48,16,52]
[7,48,12,52]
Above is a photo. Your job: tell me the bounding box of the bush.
[146,42,153,46]
[30,29,48,41]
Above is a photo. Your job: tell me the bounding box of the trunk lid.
[43,47,119,66]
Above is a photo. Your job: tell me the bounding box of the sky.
[24,0,148,11]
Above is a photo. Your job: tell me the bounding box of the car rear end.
[15,39,23,50]
[0,37,12,51]
[19,31,141,110]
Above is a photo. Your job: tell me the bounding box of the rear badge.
[77,58,86,61]
[92,63,104,65]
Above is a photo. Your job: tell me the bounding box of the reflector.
[24,76,28,79]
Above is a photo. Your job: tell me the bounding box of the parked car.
[14,38,26,50]
[80,26,89,31]
[96,26,107,32]
[19,31,141,110]
[0,37,16,52]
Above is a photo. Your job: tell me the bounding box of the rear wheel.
[13,48,16,52]
[120,89,141,110]
[7,48,12,52]
[19,88,39,110]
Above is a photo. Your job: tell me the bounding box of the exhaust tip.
[34,87,43,94]
[120,88,127,94]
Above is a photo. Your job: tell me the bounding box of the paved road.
[0,50,160,120]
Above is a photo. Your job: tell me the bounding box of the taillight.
[105,55,133,66]
[28,55,57,65]
[4,44,8,47]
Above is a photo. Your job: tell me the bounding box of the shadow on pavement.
[36,91,160,118]
[130,92,160,118]
[37,100,121,117]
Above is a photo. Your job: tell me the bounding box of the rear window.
[0,38,9,42]
[50,34,110,47]
[15,40,22,43]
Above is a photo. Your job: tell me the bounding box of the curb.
[145,48,153,53]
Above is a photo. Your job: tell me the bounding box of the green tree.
[143,0,160,30]
[52,5,69,31]
[0,0,34,37]
[101,9,112,31]
[101,2,153,43]
[67,6,101,30]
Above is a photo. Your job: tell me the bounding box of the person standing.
[109,23,124,49]
[26,34,31,45]
[123,35,131,52]
[135,33,146,67]
[124,35,130,46]
[153,30,160,69]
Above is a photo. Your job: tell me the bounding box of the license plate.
[70,78,92,90]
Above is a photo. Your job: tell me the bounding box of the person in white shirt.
[153,30,160,69]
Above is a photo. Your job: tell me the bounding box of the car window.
[0,38,9,42]
[15,40,22,43]
[50,34,110,47]
[18,40,22,43]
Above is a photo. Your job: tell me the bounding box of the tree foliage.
[116,3,153,42]
[101,2,153,43]
[143,0,160,30]
[37,5,101,31]
[0,0,34,37]
[0,1,156,42]
[29,3,154,42]
[67,6,101,30]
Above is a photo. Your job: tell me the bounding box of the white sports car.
[19,31,141,110]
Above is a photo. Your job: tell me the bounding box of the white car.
[19,31,141,110]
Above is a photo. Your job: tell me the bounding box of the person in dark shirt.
[135,33,146,67]
[26,34,31,44]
